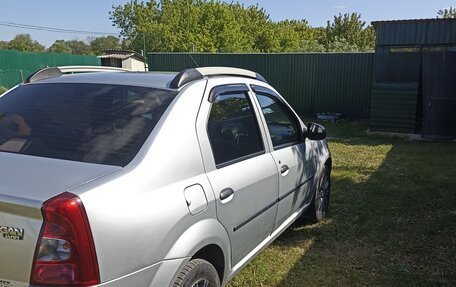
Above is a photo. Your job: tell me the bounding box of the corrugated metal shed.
[373,18,456,46]
[422,47,456,139]
[148,52,374,118]
[369,46,421,133]
[370,18,456,138]
[98,50,145,61]
[370,83,419,133]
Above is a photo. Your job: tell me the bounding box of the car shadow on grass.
[272,136,456,286]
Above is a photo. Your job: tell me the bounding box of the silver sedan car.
[0,66,331,287]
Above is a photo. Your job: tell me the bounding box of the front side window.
[255,93,301,148]
[207,92,264,167]
[0,83,177,166]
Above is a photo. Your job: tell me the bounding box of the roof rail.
[25,65,131,84]
[58,66,131,73]
[169,67,267,89]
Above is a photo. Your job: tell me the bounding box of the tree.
[0,41,8,50]
[275,20,322,52]
[89,36,122,55]
[325,37,359,52]
[110,1,375,53]
[300,27,326,52]
[65,40,92,55]
[110,0,255,52]
[438,7,456,18]
[110,0,310,53]
[6,34,45,52]
[322,13,375,52]
[48,40,72,54]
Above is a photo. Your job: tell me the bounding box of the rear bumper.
[15,258,188,287]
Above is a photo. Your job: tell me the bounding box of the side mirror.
[305,123,327,141]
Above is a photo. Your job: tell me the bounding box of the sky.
[0,0,455,47]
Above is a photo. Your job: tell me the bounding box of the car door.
[250,85,316,230]
[196,80,279,265]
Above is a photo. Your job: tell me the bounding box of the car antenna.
[187,46,199,68]
[185,1,199,68]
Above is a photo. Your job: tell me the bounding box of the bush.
[0,86,7,95]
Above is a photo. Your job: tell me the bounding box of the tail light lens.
[30,192,100,286]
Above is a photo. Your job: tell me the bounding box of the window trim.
[250,85,304,150]
[208,84,250,103]
[272,140,302,151]
[215,150,266,169]
[206,85,266,169]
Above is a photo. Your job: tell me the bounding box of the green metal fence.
[0,50,100,88]
[148,52,374,118]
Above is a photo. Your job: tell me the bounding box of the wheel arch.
[192,244,225,285]
[165,218,231,285]
[325,156,332,175]
[315,138,332,178]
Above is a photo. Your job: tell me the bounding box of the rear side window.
[207,92,264,167]
[0,83,177,166]
[255,93,301,148]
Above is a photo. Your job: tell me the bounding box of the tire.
[305,166,331,223]
[174,259,221,287]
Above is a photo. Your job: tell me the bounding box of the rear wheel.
[305,166,331,222]
[174,259,220,287]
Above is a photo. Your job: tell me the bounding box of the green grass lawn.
[227,121,456,286]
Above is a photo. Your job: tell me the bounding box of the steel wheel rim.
[192,279,210,287]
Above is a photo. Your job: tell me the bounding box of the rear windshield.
[0,83,177,166]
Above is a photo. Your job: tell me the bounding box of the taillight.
[30,192,100,286]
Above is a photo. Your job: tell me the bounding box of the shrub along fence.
[0,50,100,88]
[148,52,374,119]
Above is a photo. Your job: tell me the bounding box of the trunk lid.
[0,152,120,285]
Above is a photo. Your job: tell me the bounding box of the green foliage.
[2,35,123,55]
[0,2,376,54]
[6,34,45,52]
[110,0,265,52]
[268,20,317,52]
[0,86,7,95]
[89,36,122,55]
[64,40,92,55]
[437,6,456,18]
[48,37,122,55]
[110,0,366,53]
[209,97,247,120]
[0,41,8,50]
[1,35,117,55]
[47,40,72,54]
[322,13,375,52]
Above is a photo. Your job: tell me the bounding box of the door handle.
[220,188,235,201]
[280,165,290,174]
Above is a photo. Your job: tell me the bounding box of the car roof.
[26,72,179,90]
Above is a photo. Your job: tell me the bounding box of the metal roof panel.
[373,18,456,46]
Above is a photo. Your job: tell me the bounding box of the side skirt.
[224,202,311,283]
